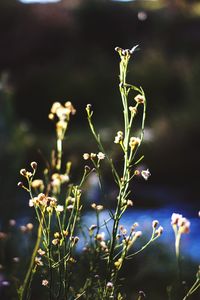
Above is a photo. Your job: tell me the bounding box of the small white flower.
[13,257,20,262]
[42,279,49,286]
[114,131,123,144]
[134,94,145,104]
[35,256,43,266]
[38,248,45,256]
[83,153,90,160]
[178,217,190,234]
[97,152,105,160]
[52,238,59,245]
[141,169,151,180]
[67,204,74,210]
[55,205,64,212]
[29,199,34,207]
[171,213,182,225]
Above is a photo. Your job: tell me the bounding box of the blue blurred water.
[82,206,200,262]
[8,183,199,263]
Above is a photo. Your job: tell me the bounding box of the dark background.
[0,1,200,299]
[1,0,200,219]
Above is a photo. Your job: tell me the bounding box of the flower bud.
[17,181,23,188]
[156,226,163,236]
[152,220,159,229]
[20,169,27,177]
[74,236,79,244]
[83,153,90,160]
[135,231,142,238]
[106,282,113,289]
[134,94,145,104]
[31,161,37,170]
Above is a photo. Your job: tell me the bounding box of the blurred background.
[0,0,200,299]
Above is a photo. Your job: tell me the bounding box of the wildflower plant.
[85,46,164,289]
[9,46,198,300]
[170,213,200,300]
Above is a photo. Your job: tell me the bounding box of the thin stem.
[18,219,43,300]
[175,232,182,283]
[183,279,200,300]
[56,138,62,171]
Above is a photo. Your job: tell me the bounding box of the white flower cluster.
[171,213,190,234]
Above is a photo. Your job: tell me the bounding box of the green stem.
[175,232,182,283]
[183,279,200,300]
[18,219,43,300]
[107,52,131,282]
[56,138,62,171]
